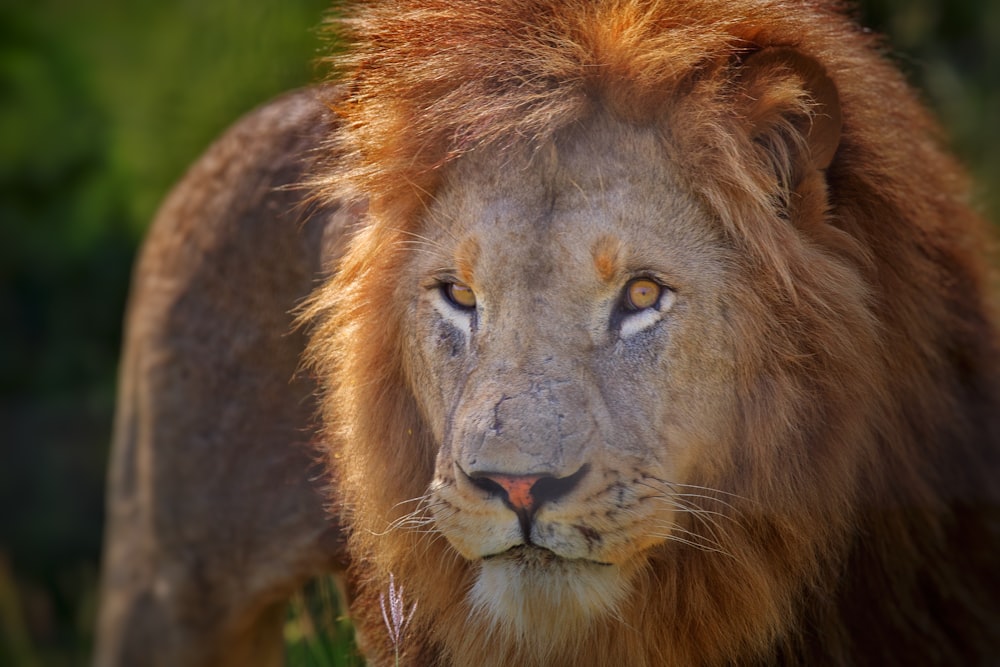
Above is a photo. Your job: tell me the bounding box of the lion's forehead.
[420,114,724,292]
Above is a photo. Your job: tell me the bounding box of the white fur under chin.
[468,549,629,650]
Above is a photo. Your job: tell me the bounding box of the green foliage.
[0,1,331,665]
[860,0,1000,219]
[285,578,364,667]
[0,9,128,401]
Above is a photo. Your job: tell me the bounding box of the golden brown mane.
[303,1,1000,664]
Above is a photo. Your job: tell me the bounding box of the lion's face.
[399,115,742,631]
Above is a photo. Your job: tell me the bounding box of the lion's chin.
[468,546,630,644]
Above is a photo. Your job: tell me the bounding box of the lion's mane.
[303,1,1000,664]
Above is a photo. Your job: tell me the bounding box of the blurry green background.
[0,0,997,664]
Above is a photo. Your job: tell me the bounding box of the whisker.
[648,531,736,559]
[389,493,435,512]
[657,479,752,503]
[650,520,727,553]
[637,478,747,516]
[635,482,738,526]
[372,493,452,537]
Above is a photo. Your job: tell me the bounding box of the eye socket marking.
[442,281,477,310]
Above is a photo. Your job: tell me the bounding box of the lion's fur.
[302,1,1000,665]
[94,91,351,667]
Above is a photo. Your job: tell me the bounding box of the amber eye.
[624,278,662,311]
[443,282,477,310]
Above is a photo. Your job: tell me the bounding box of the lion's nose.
[466,466,588,516]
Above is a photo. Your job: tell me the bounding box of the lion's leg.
[93,90,350,667]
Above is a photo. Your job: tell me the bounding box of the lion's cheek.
[402,316,473,443]
[532,516,661,564]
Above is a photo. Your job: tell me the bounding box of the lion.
[97,0,1000,666]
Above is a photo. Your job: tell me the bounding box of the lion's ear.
[738,47,842,186]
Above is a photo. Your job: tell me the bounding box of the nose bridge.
[456,362,595,478]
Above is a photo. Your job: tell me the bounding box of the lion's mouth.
[484,544,612,567]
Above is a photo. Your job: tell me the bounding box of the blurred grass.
[285,578,363,667]
[0,0,997,665]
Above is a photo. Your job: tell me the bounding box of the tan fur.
[303,1,1000,665]
[95,91,351,667]
[591,235,623,284]
[454,237,481,287]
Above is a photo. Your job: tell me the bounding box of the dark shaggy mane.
[302,1,1000,664]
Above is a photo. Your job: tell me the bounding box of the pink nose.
[480,474,545,513]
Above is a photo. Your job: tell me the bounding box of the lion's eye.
[443,282,477,310]
[623,278,662,311]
